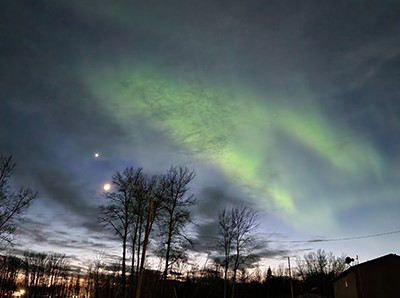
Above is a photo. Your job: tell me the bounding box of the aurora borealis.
[1,0,400,265]
[83,63,388,230]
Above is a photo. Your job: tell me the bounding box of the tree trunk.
[136,213,143,280]
[223,267,228,298]
[161,221,173,295]
[231,269,237,298]
[130,222,140,297]
[121,232,127,298]
[135,198,154,298]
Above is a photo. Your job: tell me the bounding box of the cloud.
[1,0,400,262]
[16,216,119,260]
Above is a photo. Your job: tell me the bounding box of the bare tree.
[157,166,196,294]
[23,250,48,296]
[296,249,346,279]
[0,254,23,296]
[46,252,69,297]
[92,250,106,298]
[99,167,146,298]
[135,174,164,298]
[0,155,37,247]
[296,249,346,297]
[218,208,234,298]
[217,205,259,298]
[129,173,157,295]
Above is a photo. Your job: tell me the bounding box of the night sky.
[1,0,400,267]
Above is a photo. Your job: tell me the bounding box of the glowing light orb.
[103,183,111,191]
[94,153,100,158]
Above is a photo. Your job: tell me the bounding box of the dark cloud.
[197,187,242,219]
[1,0,400,264]
[15,215,118,262]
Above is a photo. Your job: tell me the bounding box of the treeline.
[0,248,345,298]
[0,251,75,297]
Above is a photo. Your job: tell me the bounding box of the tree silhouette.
[134,174,163,298]
[296,249,346,297]
[157,166,197,295]
[0,255,23,296]
[0,155,37,247]
[99,167,146,298]
[217,205,259,298]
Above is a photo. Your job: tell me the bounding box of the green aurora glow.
[83,64,385,229]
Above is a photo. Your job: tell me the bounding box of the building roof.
[333,253,400,282]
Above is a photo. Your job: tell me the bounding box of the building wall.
[334,255,400,298]
[334,272,357,298]
[357,257,400,298]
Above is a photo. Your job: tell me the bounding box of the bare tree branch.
[0,155,37,248]
[217,205,259,298]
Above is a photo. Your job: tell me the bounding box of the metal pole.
[288,257,294,298]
